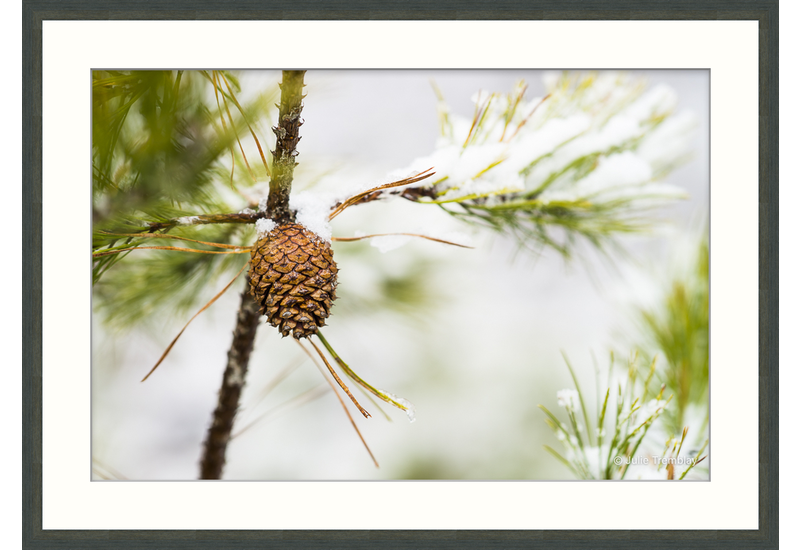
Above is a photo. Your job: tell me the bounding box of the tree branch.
[144,210,263,232]
[198,70,306,479]
[199,276,261,479]
[267,70,306,224]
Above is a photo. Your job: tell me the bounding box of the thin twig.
[142,210,263,232]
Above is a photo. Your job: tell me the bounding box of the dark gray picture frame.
[22,1,778,548]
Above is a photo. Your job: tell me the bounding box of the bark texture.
[199,279,261,479]
[267,70,306,225]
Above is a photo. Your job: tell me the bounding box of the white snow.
[290,192,335,242]
[556,389,580,409]
[636,110,698,166]
[387,146,460,185]
[622,84,678,123]
[176,216,199,225]
[582,444,612,479]
[502,114,591,174]
[398,398,416,423]
[391,73,692,211]
[367,234,414,254]
[255,218,277,238]
[452,143,508,181]
[642,398,668,419]
[540,151,653,203]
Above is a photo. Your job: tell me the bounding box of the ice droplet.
[385,392,416,423]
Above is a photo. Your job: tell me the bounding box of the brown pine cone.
[249,223,338,339]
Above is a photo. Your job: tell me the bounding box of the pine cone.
[249,223,338,339]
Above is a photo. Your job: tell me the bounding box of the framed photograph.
[89,67,711,483]
[23,2,777,548]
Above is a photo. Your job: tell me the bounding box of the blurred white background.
[92,70,708,480]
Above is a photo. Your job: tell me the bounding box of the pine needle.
[93,246,250,258]
[506,93,550,142]
[140,261,248,382]
[328,168,436,221]
[209,70,237,187]
[297,340,379,468]
[220,71,271,179]
[463,90,484,147]
[92,458,128,480]
[307,337,371,419]
[332,232,473,249]
[231,383,330,440]
[679,449,707,480]
[315,330,414,420]
[215,71,256,182]
[97,232,252,250]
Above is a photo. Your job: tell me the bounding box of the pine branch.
[268,70,306,224]
[391,73,694,260]
[199,277,261,479]
[143,210,263,232]
[198,70,306,479]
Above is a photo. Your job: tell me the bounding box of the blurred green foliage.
[92,70,276,327]
[639,235,709,436]
[331,241,442,321]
